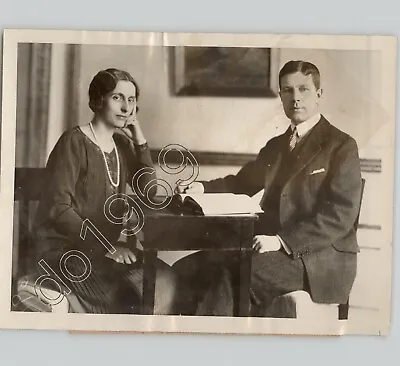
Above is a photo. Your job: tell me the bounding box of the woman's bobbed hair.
[88,68,140,113]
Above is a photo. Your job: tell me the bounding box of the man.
[173,60,363,316]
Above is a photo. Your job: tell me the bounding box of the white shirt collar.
[291,113,321,138]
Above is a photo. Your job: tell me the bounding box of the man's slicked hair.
[279,60,321,90]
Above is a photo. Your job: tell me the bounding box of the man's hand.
[175,181,205,194]
[252,235,282,253]
[105,246,137,264]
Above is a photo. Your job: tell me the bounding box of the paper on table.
[177,193,264,215]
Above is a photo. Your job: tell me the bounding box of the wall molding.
[151,149,382,173]
[358,223,382,230]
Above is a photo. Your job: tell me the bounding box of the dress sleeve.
[116,135,157,199]
[38,131,103,253]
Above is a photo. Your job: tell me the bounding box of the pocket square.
[310,168,326,175]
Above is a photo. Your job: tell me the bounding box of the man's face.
[279,72,322,125]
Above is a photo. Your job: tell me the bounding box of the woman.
[31,68,177,314]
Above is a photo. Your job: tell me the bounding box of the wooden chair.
[263,178,366,320]
[13,167,84,313]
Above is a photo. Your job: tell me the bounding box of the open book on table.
[169,193,264,216]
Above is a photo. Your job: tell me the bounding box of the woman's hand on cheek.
[120,115,147,145]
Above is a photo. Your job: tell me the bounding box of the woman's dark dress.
[30,126,177,314]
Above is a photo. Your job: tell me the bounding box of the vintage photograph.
[0,30,396,335]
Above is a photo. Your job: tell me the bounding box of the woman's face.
[99,80,137,128]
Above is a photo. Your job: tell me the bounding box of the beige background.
[49,45,387,157]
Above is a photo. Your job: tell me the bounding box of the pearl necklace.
[89,122,120,188]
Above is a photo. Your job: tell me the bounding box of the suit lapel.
[286,116,331,182]
[260,129,290,198]
[263,151,282,193]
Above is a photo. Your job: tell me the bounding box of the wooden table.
[134,198,258,317]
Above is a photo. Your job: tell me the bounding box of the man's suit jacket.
[202,116,363,304]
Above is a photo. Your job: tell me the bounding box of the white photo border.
[0,29,397,335]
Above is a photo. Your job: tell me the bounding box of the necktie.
[289,127,298,151]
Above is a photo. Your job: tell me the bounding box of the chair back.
[338,177,366,320]
[354,178,366,230]
[13,167,47,278]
